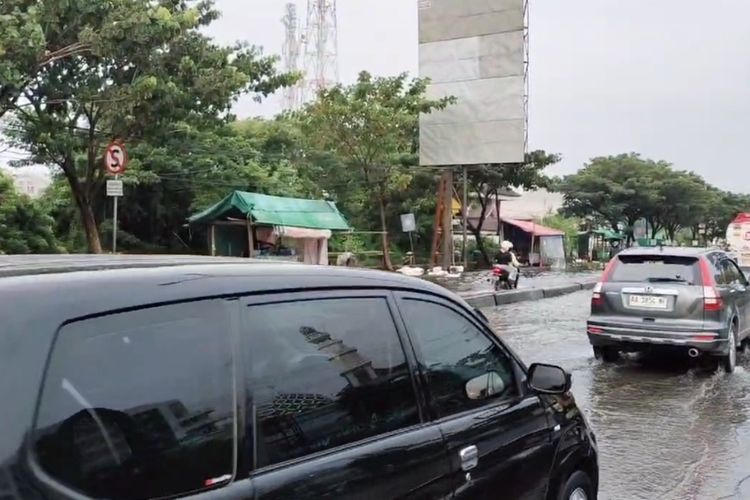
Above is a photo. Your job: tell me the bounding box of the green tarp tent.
[590,229,626,241]
[188,191,351,231]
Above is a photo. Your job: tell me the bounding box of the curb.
[462,279,598,309]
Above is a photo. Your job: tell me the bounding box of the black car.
[587,247,750,372]
[0,255,598,500]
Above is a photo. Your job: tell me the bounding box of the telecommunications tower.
[281,3,302,110]
[301,0,339,103]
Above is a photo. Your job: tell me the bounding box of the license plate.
[628,294,668,309]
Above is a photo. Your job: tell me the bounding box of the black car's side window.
[243,297,420,469]
[33,300,237,500]
[399,298,518,419]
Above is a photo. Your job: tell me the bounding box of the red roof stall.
[464,210,567,268]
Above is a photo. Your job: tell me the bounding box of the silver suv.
[586,247,750,372]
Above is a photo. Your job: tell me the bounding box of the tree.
[1,1,93,119]
[5,0,295,253]
[0,170,59,253]
[559,154,664,243]
[300,71,454,270]
[652,170,712,241]
[466,150,560,264]
[700,190,750,242]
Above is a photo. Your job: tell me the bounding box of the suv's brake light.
[699,257,723,311]
[592,258,618,306]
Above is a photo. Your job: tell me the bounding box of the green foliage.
[559,154,665,235]
[299,71,454,269]
[559,153,747,244]
[4,0,296,253]
[0,171,59,253]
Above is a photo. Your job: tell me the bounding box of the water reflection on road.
[484,291,750,500]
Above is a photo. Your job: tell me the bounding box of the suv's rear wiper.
[646,277,689,283]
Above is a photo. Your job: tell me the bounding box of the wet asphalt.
[483,291,750,500]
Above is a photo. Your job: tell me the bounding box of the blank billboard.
[419,0,526,166]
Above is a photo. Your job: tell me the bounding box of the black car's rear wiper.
[646,277,689,283]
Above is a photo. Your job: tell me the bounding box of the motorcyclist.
[494,240,520,287]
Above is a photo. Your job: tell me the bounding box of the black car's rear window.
[609,255,699,284]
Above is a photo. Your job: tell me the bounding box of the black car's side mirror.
[528,363,571,395]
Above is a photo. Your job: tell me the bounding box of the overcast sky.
[207,0,750,192]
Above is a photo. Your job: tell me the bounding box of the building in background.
[499,189,564,220]
[2,166,52,199]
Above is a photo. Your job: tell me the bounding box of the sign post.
[401,213,417,265]
[103,141,128,253]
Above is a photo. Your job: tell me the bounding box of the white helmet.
[501,240,513,251]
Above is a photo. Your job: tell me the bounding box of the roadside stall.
[187,191,351,265]
[500,218,566,269]
[577,229,626,262]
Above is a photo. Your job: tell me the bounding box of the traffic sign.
[106,179,123,197]
[104,141,128,175]
[401,213,416,233]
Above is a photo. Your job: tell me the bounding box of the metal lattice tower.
[281,3,302,110]
[301,0,339,103]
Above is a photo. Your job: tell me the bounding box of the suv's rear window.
[610,255,699,284]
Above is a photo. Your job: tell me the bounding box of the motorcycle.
[492,264,519,291]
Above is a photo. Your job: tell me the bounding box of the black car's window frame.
[392,291,527,421]
[28,297,241,500]
[239,289,426,475]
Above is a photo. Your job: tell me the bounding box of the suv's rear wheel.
[724,325,738,373]
[557,470,594,500]
[593,346,618,363]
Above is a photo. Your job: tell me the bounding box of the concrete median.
[462,278,598,309]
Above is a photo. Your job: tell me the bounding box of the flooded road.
[429,269,599,293]
[484,291,750,500]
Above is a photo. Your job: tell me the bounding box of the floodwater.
[484,291,750,500]
[429,269,600,293]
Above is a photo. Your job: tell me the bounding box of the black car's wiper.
[646,277,689,283]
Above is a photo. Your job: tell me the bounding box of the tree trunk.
[80,201,103,253]
[63,161,103,254]
[494,195,501,236]
[468,223,491,266]
[377,190,393,271]
[648,218,661,239]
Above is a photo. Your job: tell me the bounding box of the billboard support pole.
[441,168,453,269]
[462,166,468,269]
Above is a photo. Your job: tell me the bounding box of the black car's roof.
[617,246,721,258]
[0,254,459,322]
[0,254,270,277]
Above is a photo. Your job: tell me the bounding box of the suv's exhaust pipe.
[688,348,700,358]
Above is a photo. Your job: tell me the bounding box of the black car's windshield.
[609,255,699,285]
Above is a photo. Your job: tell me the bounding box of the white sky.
[4,1,749,193]
[207,0,750,192]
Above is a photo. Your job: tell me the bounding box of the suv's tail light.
[699,257,723,311]
[592,258,618,306]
